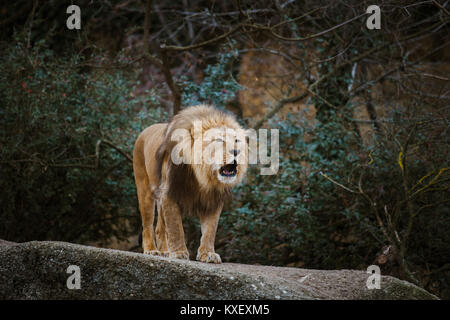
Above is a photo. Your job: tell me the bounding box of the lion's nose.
[230,149,240,156]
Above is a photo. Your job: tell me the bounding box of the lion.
[133,104,248,263]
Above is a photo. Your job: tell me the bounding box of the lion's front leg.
[161,195,189,260]
[197,205,222,264]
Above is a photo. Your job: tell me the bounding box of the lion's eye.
[214,138,224,143]
[235,139,240,143]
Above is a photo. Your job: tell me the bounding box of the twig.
[318,171,358,193]
[159,47,182,115]
[266,12,367,42]
[24,0,39,49]
[253,83,304,129]
[253,19,449,128]
[141,0,181,115]
[97,139,133,163]
[143,0,151,55]
[432,0,450,16]
[163,23,243,52]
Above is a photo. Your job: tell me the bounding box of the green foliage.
[0,36,166,244]
[178,52,448,296]
[0,29,448,299]
[218,101,449,297]
[181,43,241,109]
[218,110,373,267]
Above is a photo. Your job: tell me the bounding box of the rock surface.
[0,240,438,299]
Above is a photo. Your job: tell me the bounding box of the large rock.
[0,240,437,299]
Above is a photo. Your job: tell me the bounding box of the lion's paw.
[160,251,170,257]
[197,252,222,264]
[169,251,190,260]
[144,249,161,256]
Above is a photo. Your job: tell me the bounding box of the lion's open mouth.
[219,161,237,177]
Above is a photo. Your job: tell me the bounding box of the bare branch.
[143,0,151,55]
[97,140,133,163]
[159,47,182,115]
[163,23,243,52]
[432,0,450,16]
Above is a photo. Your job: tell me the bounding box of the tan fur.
[133,105,247,263]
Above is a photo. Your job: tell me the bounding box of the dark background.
[0,0,449,298]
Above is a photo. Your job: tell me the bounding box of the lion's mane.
[154,105,246,217]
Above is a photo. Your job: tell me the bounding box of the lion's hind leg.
[136,176,160,256]
[155,201,169,257]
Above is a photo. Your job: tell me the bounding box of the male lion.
[133,105,247,263]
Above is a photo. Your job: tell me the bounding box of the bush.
[217,102,449,297]
[178,48,449,297]
[1,31,448,299]
[0,36,167,244]
[181,42,241,110]
[217,110,370,267]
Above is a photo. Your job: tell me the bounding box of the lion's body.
[133,105,247,263]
